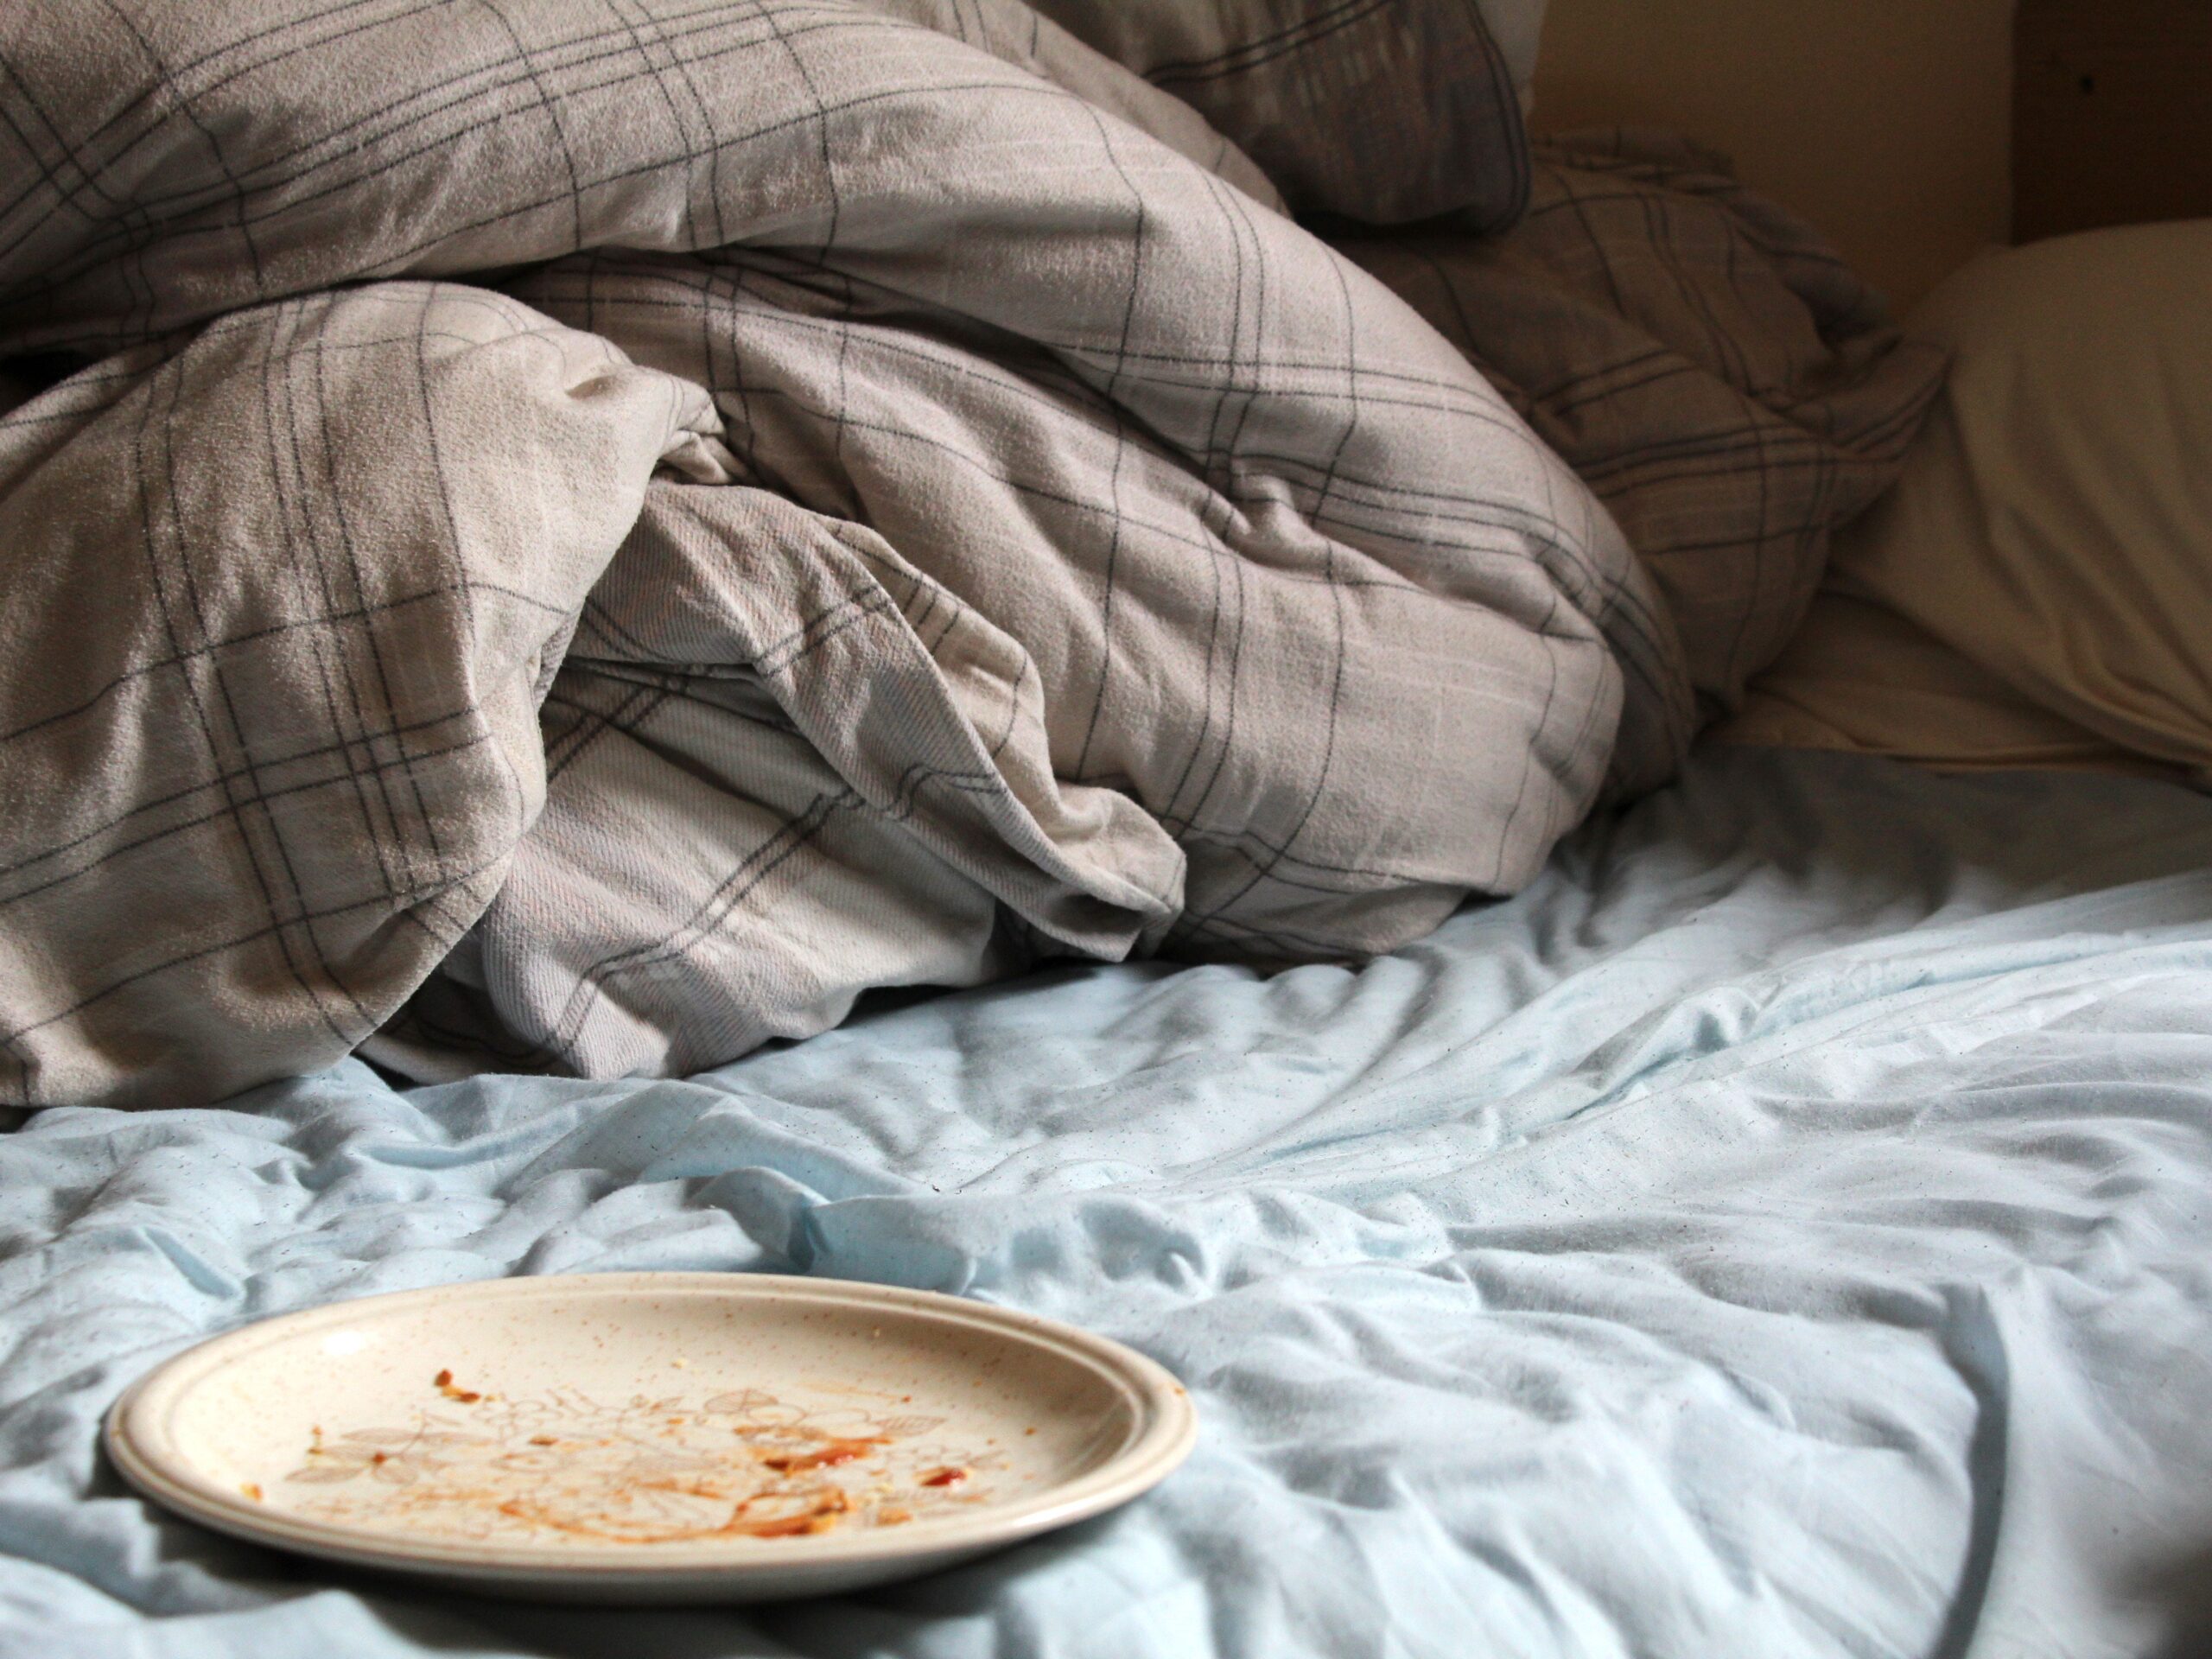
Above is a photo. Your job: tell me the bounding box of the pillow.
[1718,220,2212,784]
[1022,0,1544,227]
[1477,0,1548,110]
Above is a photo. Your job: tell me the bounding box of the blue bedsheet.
[4,748,2211,1659]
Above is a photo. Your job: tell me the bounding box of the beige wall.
[1533,0,2015,311]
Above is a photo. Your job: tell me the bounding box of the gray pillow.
[1024,0,1537,228]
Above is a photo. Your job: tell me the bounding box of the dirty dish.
[105,1273,1195,1602]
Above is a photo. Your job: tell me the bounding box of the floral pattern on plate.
[278,1373,1009,1545]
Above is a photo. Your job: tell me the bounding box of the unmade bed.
[3,0,2211,1655]
[7,749,2212,1656]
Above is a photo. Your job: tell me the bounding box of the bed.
[8,748,2212,1656]
[3,3,2211,1656]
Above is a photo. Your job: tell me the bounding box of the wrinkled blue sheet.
[3,748,2211,1659]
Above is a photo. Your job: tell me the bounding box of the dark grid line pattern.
[0,3,1931,1106]
[1026,0,1528,228]
[0,277,715,1106]
[1341,130,1948,728]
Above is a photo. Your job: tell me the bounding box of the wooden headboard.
[2014,0,2212,242]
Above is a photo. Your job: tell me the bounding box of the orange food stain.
[758,1436,884,1474]
[493,1484,853,1544]
[293,1390,990,1547]
[240,1484,264,1502]
[741,1509,843,1539]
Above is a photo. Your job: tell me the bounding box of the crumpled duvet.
[0,0,1930,1109]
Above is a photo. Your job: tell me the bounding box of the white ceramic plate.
[105,1273,1195,1603]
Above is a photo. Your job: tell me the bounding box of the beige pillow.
[1719,220,2212,784]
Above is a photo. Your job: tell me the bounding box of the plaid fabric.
[1340,130,1949,722]
[1025,0,1531,226]
[0,0,1688,1108]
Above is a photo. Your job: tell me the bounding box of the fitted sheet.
[3,747,2211,1657]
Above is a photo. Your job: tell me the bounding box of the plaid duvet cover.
[0,1,1932,1108]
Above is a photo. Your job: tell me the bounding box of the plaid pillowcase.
[0,0,1282,356]
[1337,130,1948,722]
[1023,0,1531,228]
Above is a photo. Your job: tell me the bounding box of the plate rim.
[105,1271,1197,1583]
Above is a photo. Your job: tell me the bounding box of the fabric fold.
[0,5,1934,1106]
[0,283,717,1106]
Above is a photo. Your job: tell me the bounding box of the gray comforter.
[0,0,1937,1109]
